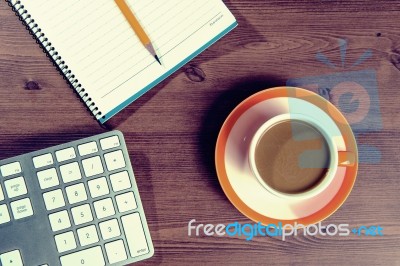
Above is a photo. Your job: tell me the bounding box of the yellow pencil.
[115,0,161,65]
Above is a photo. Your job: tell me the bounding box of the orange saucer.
[215,87,358,226]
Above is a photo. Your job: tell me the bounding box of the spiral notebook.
[7,0,237,123]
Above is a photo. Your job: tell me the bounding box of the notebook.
[7,0,237,123]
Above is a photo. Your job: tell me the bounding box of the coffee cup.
[248,113,354,200]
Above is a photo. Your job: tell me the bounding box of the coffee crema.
[254,120,330,194]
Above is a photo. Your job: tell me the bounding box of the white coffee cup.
[248,113,354,200]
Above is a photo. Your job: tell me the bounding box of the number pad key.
[0,204,11,224]
[99,219,121,240]
[49,210,71,232]
[105,240,127,264]
[121,213,149,257]
[116,192,137,213]
[59,246,105,266]
[88,177,109,198]
[81,156,104,178]
[93,198,115,219]
[60,162,82,184]
[110,171,131,192]
[43,189,66,211]
[66,183,87,205]
[104,150,125,171]
[37,168,60,190]
[77,225,99,247]
[71,204,93,226]
[5,176,28,198]
[55,231,77,253]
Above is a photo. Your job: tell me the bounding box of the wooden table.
[1,1,399,265]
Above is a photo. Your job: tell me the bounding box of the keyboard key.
[43,189,66,211]
[0,204,11,224]
[116,192,137,213]
[99,219,121,240]
[60,162,82,183]
[65,183,87,205]
[81,156,104,177]
[49,210,71,232]
[105,240,127,264]
[93,198,115,219]
[32,153,54,169]
[0,185,4,201]
[77,225,99,247]
[0,250,23,266]
[100,136,120,150]
[55,147,76,162]
[88,177,109,198]
[78,141,98,156]
[59,246,105,266]
[0,162,21,178]
[10,198,33,220]
[54,231,77,253]
[104,150,126,171]
[4,176,27,198]
[71,204,93,226]
[110,171,131,192]
[37,168,60,190]
[121,213,149,257]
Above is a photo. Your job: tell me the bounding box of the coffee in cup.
[249,114,354,200]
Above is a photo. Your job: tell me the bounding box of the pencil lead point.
[155,55,162,65]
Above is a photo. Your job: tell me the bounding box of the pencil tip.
[155,55,162,65]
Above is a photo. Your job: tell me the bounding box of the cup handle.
[338,151,355,167]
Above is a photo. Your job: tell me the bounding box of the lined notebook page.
[18,0,236,122]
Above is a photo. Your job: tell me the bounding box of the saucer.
[215,87,358,225]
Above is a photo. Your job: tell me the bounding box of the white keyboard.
[0,131,154,266]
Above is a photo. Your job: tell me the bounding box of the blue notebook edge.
[99,21,238,124]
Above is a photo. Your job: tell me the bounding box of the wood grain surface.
[1,1,400,265]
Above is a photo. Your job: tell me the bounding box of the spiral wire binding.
[6,0,106,121]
